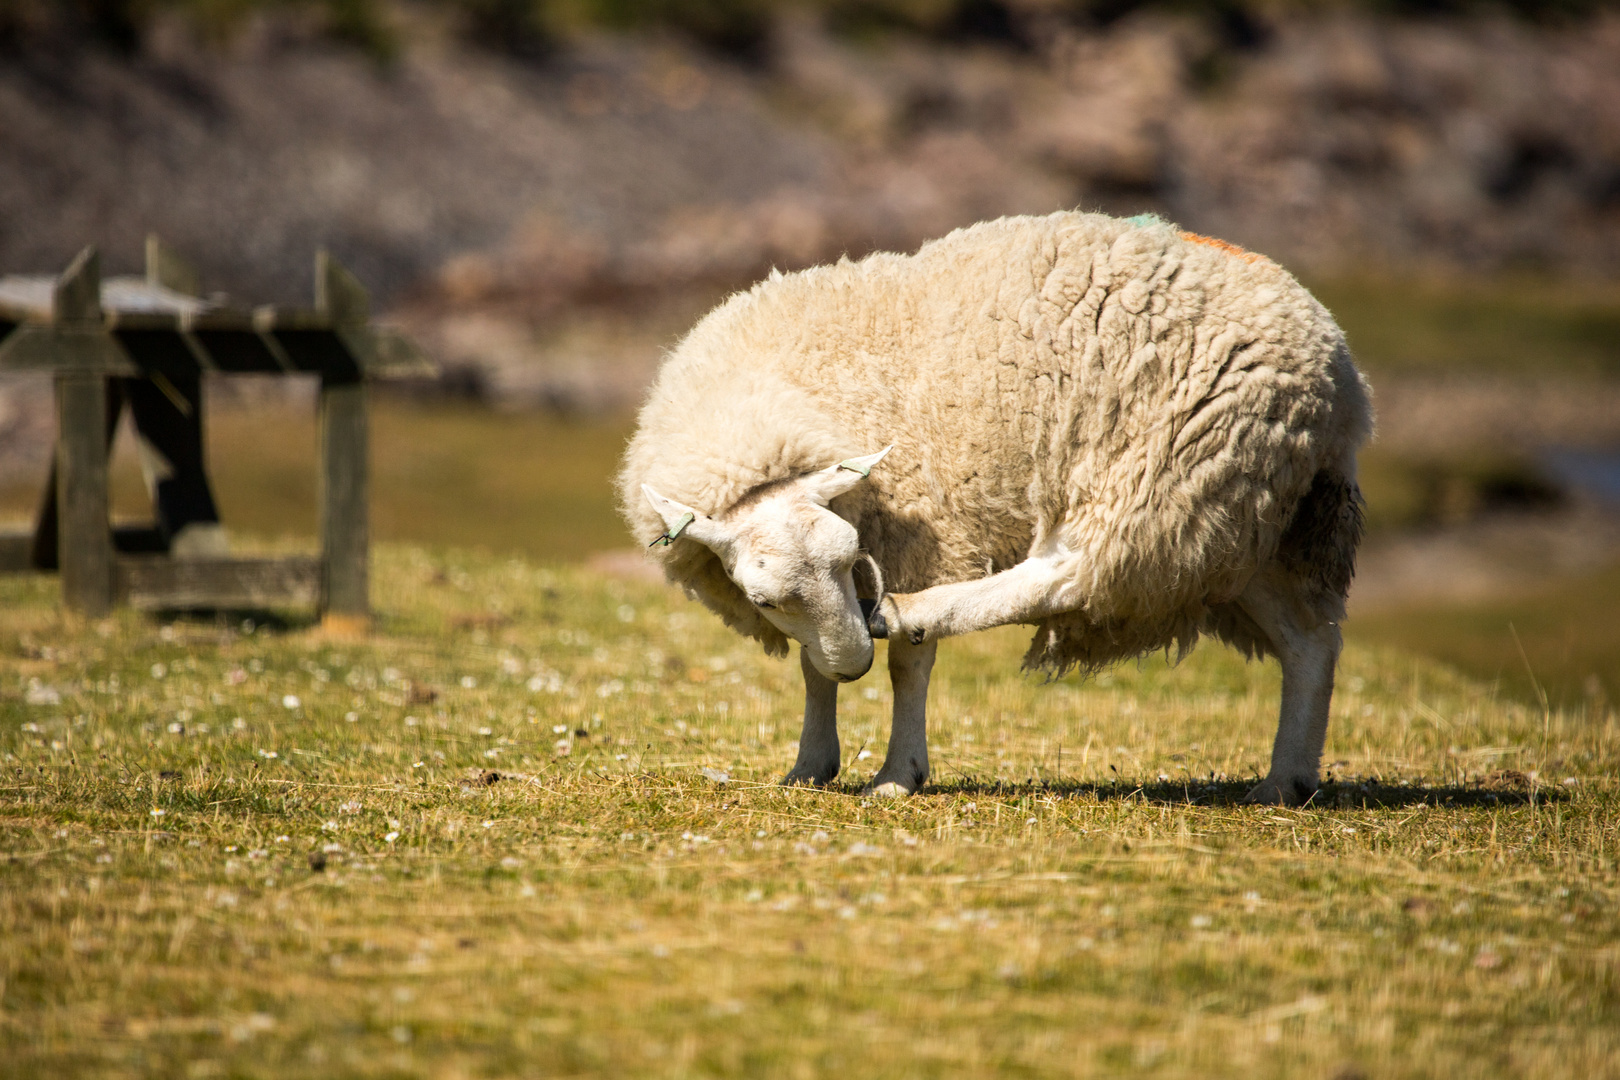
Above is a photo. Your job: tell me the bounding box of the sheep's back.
[619,211,1365,664]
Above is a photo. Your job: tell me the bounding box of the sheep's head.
[642,447,890,682]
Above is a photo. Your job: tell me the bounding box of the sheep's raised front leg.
[782,646,841,786]
[869,554,1083,644]
[864,636,936,797]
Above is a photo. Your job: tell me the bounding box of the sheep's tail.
[1277,465,1365,602]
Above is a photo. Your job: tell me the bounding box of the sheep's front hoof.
[864,780,914,798]
[1242,775,1317,807]
[862,761,926,797]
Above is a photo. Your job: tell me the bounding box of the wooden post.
[53,248,113,616]
[316,251,370,633]
[145,234,201,296]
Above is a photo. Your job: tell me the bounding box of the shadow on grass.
[832,776,1567,810]
[148,608,319,635]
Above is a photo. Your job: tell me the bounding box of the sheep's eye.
[752,597,776,610]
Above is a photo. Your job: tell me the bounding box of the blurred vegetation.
[1348,561,1620,712]
[1357,448,1564,533]
[1311,275,1620,381]
[0,397,635,562]
[6,0,1619,62]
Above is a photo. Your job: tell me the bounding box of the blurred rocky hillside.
[2,1,1619,414]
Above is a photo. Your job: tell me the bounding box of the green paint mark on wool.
[1126,212,1171,229]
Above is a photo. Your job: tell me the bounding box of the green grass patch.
[1349,560,1620,715]
[0,398,636,564]
[1355,447,1565,534]
[3,546,1618,1078]
[1307,274,1620,379]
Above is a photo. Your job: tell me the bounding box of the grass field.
[2,546,1618,1078]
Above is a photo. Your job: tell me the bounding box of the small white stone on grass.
[282,695,300,709]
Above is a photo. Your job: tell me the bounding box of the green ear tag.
[650,511,695,548]
[836,458,872,478]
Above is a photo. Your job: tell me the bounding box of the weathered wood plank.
[54,247,101,325]
[146,234,201,297]
[316,251,369,328]
[115,556,322,610]
[319,382,369,620]
[56,373,113,616]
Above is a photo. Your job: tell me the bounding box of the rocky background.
[3,3,1618,310]
[3,0,1620,503]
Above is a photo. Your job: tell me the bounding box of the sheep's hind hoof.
[781,770,837,788]
[1242,776,1317,807]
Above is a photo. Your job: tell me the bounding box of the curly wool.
[618,210,1373,673]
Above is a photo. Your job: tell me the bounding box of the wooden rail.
[0,239,433,628]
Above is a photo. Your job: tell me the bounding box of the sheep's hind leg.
[1239,578,1342,807]
[864,636,937,797]
[783,646,841,786]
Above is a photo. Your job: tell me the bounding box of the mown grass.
[3,545,1618,1078]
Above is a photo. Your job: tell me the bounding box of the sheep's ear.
[642,484,727,550]
[802,445,893,506]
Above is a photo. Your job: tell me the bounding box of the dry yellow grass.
[2,545,1617,1077]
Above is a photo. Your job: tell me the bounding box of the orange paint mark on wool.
[1178,231,1268,264]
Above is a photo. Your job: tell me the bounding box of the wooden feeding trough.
[0,240,433,629]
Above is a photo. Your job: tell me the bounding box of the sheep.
[618,210,1373,806]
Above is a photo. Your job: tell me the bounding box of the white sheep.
[619,210,1372,806]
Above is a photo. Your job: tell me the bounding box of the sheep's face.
[643,448,890,682]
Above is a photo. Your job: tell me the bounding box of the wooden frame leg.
[55,373,113,616]
[319,379,369,632]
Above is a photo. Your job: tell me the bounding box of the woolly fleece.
[618,211,1373,673]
